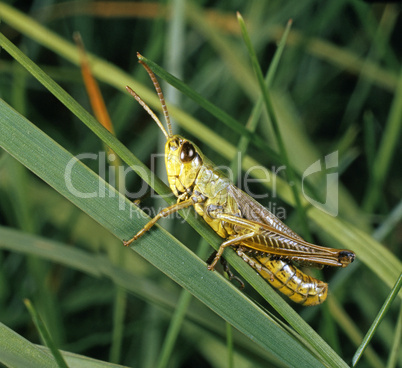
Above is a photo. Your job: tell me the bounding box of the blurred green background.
[0,1,401,367]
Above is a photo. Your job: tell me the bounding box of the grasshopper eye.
[180,141,196,163]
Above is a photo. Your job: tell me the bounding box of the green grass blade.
[156,239,210,368]
[0,96,327,367]
[363,65,402,212]
[0,321,58,368]
[39,346,132,368]
[0,226,100,278]
[226,322,234,368]
[341,5,397,128]
[352,272,402,366]
[386,302,402,368]
[373,199,402,240]
[237,13,312,241]
[230,19,293,181]
[24,300,69,368]
[185,2,258,99]
[109,287,126,364]
[328,297,385,368]
[156,290,193,368]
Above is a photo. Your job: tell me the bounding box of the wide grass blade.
[0,322,60,368]
[0,322,130,368]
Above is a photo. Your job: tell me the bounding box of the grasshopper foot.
[124,227,149,247]
[206,251,219,271]
[123,239,134,247]
[220,256,245,289]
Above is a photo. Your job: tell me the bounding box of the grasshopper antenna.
[137,52,173,138]
[125,85,170,140]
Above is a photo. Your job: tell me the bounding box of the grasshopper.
[124,55,355,306]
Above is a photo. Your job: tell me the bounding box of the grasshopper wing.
[227,185,355,268]
[228,184,303,240]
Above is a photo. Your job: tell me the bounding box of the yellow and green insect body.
[124,55,355,306]
[161,134,333,306]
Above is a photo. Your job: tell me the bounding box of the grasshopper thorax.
[165,135,203,198]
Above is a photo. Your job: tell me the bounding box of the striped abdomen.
[236,249,328,306]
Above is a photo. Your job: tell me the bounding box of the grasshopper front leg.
[124,198,194,247]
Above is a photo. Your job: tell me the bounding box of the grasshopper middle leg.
[207,232,256,271]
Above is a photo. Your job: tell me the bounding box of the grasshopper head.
[165,135,203,197]
[127,55,204,198]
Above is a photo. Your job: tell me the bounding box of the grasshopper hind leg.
[207,251,245,289]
